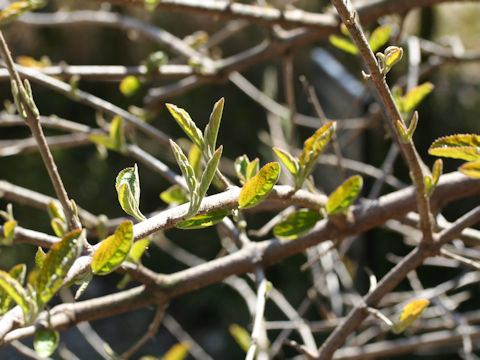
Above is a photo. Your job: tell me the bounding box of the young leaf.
[432,159,443,185]
[1,219,16,245]
[0,269,30,315]
[273,147,299,176]
[239,162,280,209]
[368,25,391,52]
[393,299,429,334]
[47,201,65,223]
[170,140,197,194]
[50,218,67,238]
[177,208,229,229]
[128,238,150,263]
[329,35,358,55]
[92,221,133,275]
[229,324,251,353]
[246,158,259,181]
[326,175,363,215]
[428,134,480,161]
[197,146,223,202]
[9,263,26,285]
[459,160,480,178]
[234,155,249,184]
[424,176,434,197]
[188,144,203,178]
[109,116,126,153]
[35,229,84,306]
[119,75,141,97]
[116,164,146,221]
[384,46,403,71]
[273,209,321,239]
[402,82,434,113]
[204,98,224,156]
[161,342,190,360]
[166,103,204,150]
[34,329,59,358]
[160,185,189,205]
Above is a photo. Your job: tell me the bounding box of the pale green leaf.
[166,103,204,150]
[160,185,189,205]
[273,147,299,176]
[198,146,223,201]
[246,158,259,181]
[34,329,59,358]
[460,160,480,178]
[229,324,250,353]
[170,140,197,194]
[35,229,84,306]
[0,269,30,315]
[177,208,229,229]
[92,221,133,275]
[116,164,146,221]
[119,75,141,97]
[50,218,66,238]
[326,175,363,215]
[393,299,429,334]
[204,98,224,156]
[368,25,391,52]
[429,134,480,161]
[234,155,249,183]
[161,342,190,360]
[329,35,358,55]
[273,209,321,239]
[188,143,203,177]
[402,82,434,113]
[128,238,150,263]
[239,162,280,209]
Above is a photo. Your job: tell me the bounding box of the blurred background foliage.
[1,0,480,358]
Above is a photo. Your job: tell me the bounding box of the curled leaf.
[393,299,429,334]
[116,164,146,221]
[239,162,280,209]
[166,103,204,150]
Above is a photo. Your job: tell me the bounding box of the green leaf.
[0,269,30,315]
[145,51,168,73]
[239,162,280,209]
[234,155,249,183]
[329,35,358,55]
[170,140,197,194]
[368,25,391,52]
[432,159,443,186]
[92,221,133,275]
[119,75,141,96]
[197,146,223,202]
[47,201,65,223]
[204,98,224,156]
[0,264,27,314]
[393,299,429,334]
[460,160,480,178]
[273,209,321,239]
[402,82,434,113]
[116,164,146,221]
[89,116,126,153]
[424,176,434,197]
[384,46,403,72]
[161,343,190,360]
[273,147,299,176]
[2,219,16,245]
[229,324,251,353]
[326,175,363,215]
[188,143,203,178]
[246,158,259,181]
[166,103,204,150]
[50,218,67,238]
[9,263,26,284]
[34,329,59,358]
[177,208,229,229]
[35,229,84,306]
[160,185,189,205]
[128,238,150,263]
[428,134,480,161]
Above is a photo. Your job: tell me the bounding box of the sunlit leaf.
[128,238,150,263]
[89,116,126,153]
[119,75,141,97]
[460,160,480,178]
[204,98,224,156]
[429,134,480,161]
[273,147,299,176]
[368,25,391,52]
[246,158,259,181]
[92,221,133,275]
[116,164,146,221]
[166,103,204,150]
[177,208,229,229]
[326,175,363,215]
[161,342,190,360]
[170,140,197,194]
[0,264,27,314]
[50,218,66,238]
[239,162,280,209]
[393,299,429,334]
[16,56,46,68]
[432,159,443,185]
[0,1,31,26]
[47,201,65,223]
[329,35,358,55]
[2,219,16,245]
[34,329,59,358]
[300,122,335,168]
[273,209,321,239]
[188,144,203,178]
[234,155,249,183]
[0,270,30,315]
[197,146,223,202]
[384,46,403,70]
[229,324,251,353]
[160,185,189,205]
[402,82,434,113]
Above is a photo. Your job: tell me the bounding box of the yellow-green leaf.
[160,185,189,205]
[429,134,480,161]
[273,147,299,176]
[299,122,335,168]
[92,221,133,275]
[198,146,223,200]
[161,342,190,360]
[384,46,403,68]
[116,164,146,221]
[204,98,224,156]
[329,35,358,55]
[35,229,84,306]
[2,219,16,245]
[326,175,363,215]
[0,270,30,315]
[177,208,229,229]
[119,75,141,97]
[34,329,59,358]
[239,162,280,209]
[128,238,150,263]
[368,25,391,52]
[393,299,429,334]
[50,218,66,238]
[170,139,197,194]
[246,158,259,181]
[432,159,443,185]
[273,209,321,239]
[229,324,251,353]
[35,247,46,270]
[460,160,480,178]
[402,82,434,113]
[166,103,204,150]
[188,143,203,178]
